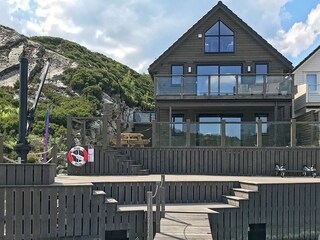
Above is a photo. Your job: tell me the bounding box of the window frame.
[171,114,185,135]
[204,20,235,53]
[255,63,269,84]
[171,65,184,86]
[306,73,318,91]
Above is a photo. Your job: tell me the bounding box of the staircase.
[114,150,150,175]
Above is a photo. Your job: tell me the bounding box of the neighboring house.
[293,45,320,120]
[149,1,293,143]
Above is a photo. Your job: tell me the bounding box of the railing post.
[161,174,166,218]
[52,144,57,164]
[156,182,161,233]
[257,119,262,147]
[221,120,226,147]
[186,119,191,147]
[208,75,211,95]
[116,119,121,147]
[147,191,153,240]
[263,75,267,96]
[102,114,108,149]
[235,75,239,95]
[0,134,3,163]
[152,120,157,147]
[291,119,296,147]
[67,115,73,150]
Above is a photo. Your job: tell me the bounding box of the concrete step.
[232,188,258,199]
[222,195,247,207]
[240,182,259,191]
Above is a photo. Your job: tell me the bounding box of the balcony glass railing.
[155,74,293,97]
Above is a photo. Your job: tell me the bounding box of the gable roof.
[293,45,320,71]
[149,1,293,73]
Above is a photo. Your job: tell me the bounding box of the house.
[148,1,293,146]
[293,45,320,121]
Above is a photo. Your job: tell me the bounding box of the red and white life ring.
[68,146,88,167]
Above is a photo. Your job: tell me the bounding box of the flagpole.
[43,108,50,162]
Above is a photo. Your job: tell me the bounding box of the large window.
[205,21,234,53]
[306,74,317,91]
[171,65,184,85]
[197,65,241,95]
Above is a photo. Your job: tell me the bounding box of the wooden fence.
[125,147,320,176]
[0,164,56,185]
[0,184,146,240]
[67,146,320,176]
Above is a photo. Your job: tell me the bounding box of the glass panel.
[307,74,317,91]
[220,75,235,95]
[134,112,155,122]
[171,115,184,135]
[296,122,320,147]
[156,77,181,96]
[196,116,221,146]
[197,66,218,96]
[262,122,290,147]
[183,76,197,95]
[205,22,219,35]
[220,36,234,52]
[205,36,219,52]
[220,21,233,35]
[171,65,183,85]
[240,122,257,146]
[210,76,219,95]
[219,66,240,95]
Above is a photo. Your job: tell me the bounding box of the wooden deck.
[55,174,320,185]
[154,213,212,240]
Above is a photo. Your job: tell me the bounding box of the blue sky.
[1,0,320,73]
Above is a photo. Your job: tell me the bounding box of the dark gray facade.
[149,1,293,123]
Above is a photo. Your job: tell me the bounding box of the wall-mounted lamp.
[247,65,251,73]
[188,66,192,73]
[198,33,203,39]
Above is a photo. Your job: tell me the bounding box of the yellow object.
[111,133,150,147]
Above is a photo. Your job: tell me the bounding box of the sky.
[1,0,320,73]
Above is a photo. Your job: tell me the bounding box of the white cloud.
[25,0,82,35]
[270,3,320,57]
[1,0,320,72]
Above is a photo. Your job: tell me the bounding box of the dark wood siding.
[151,10,290,75]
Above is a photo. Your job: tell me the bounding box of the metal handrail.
[147,174,165,240]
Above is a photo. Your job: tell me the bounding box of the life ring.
[68,146,88,167]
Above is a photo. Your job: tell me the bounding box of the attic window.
[205,21,234,53]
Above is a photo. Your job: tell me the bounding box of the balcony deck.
[155,74,293,100]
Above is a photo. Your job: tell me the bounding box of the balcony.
[155,74,293,100]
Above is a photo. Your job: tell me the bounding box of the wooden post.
[161,174,165,218]
[116,119,121,147]
[152,120,157,147]
[147,191,153,240]
[221,120,226,147]
[169,106,172,147]
[235,75,239,95]
[257,119,262,147]
[156,182,161,233]
[291,119,296,147]
[67,115,73,149]
[102,114,108,149]
[186,119,191,147]
[0,134,3,163]
[52,144,57,165]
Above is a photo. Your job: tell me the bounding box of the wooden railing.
[147,174,165,240]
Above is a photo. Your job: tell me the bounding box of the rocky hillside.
[0,25,154,163]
